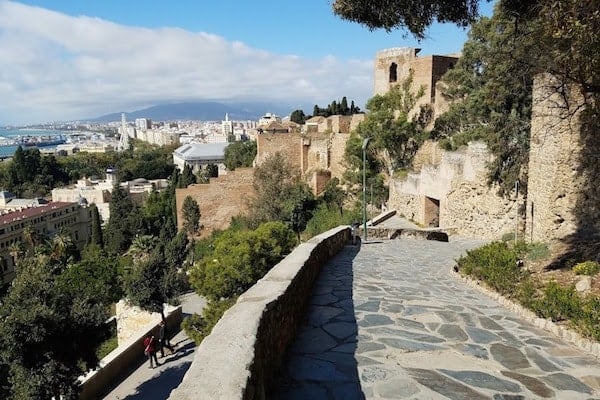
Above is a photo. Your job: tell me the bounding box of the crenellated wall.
[168,226,350,400]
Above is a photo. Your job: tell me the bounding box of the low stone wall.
[79,306,182,400]
[169,226,350,400]
[358,226,449,242]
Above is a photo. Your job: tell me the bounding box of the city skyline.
[0,0,495,125]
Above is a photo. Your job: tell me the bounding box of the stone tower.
[374,47,459,121]
[526,74,600,243]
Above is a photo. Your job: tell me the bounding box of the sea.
[0,128,70,158]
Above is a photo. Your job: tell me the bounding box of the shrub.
[181,298,236,345]
[304,204,360,239]
[96,336,118,360]
[573,261,600,276]
[456,241,527,295]
[526,243,550,261]
[579,296,600,341]
[533,281,581,322]
[189,221,297,302]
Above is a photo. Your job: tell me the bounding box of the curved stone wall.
[169,226,351,400]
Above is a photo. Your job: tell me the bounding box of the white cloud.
[0,1,374,124]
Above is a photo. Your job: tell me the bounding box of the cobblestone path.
[274,238,600,399]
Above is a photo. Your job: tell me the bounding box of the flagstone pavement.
[274,237,600,400]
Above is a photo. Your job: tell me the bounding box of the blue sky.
[0,0,496,125]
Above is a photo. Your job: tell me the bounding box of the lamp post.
[362,138,370,242]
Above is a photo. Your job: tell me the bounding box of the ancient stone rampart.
[526,74,600,243]
[168,226,350,400]
[374,47,458,123]
[389,141,520,240]
[255,132,303,173]
[176,168,254,237]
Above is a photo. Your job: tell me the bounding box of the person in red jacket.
[143,333,160,368]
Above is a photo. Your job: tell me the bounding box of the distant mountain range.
[90,101,307,122]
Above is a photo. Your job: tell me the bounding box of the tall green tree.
[104,185,142,255]
[322,177,346,215]
[290,109,307,124]
[433,8,534,195]
[250,152,314,225]
[182,196,201,235]
[348,72,428,178]
[179,164,197,188]
[124,249,187,322]
[90,203,103,246]
[0,255,109,399]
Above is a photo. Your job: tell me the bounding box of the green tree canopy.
[347,72,429,180]
[0,255,110,399]
[290,109,307,124]
[188,221,296,301]
[250,152,315,225]
[332,0,480,38]
[182,195,201,235]
[123,248,187,321]
[104,185,143,255]
[223,140,257,171]
[433,7,534,196]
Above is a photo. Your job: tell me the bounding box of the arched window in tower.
[389,62,398,83]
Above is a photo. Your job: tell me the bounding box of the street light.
[362,138,370,242]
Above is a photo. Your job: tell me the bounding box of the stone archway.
[424,196,440,227]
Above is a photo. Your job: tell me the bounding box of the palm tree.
[7,242,24,268]
[49,232,74,261]
[126,235,158,265]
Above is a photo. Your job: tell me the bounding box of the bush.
[456,241,527,296]
[526,243,550,261]
[181,298,236,345]
[188,221,297,302]
[573,261,600,276]
[459,242,600,341]
[303,204,360,239]
[579,296,600,341]
[96,336,118,360]
[532,281,581,322]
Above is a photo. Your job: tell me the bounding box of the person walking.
[158,320,175,358]
[143,333,160,368]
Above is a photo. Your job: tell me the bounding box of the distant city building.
[172,143,229,174]
[258,113,281,125]
[221,113,233,138]
[118,113,131,151]
[52,168,168,223]
[0,201,92,285]
[0,191,49,211]
[135,118,152,131]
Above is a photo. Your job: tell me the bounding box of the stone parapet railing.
[169,226,350,400]
[79,305,182,400]
[358,226,449,242]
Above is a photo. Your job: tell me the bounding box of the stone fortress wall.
[382,48,599,244]
[526,74,600,243]
[175,168,254,238]
[374,47,458,122]
[388,141,521,240]
[177,47,598,245]
[175,114,363,237]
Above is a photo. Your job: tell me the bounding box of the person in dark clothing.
[158,320,175,358]
[143,333,160,368]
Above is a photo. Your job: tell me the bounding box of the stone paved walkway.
[274,237,600,399]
